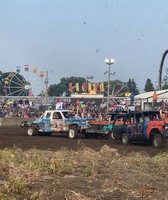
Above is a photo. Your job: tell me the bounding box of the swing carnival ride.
[1,65,45,97]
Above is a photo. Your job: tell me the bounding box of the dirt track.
[0,126,167,156]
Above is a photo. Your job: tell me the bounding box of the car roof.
[114,110,160,118]
[128,111,160,116]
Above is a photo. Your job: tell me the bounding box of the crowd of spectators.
[1,96,168,120]
[0,98,42,118]
[0,97,129,119]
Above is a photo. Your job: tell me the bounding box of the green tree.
[162,68,168,89]
[144,78,155,92]
[127,78,139,95]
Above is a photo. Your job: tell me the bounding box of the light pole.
[105,58,115,113]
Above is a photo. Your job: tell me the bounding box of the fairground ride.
[2,65,45,97]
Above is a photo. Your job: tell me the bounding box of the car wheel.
[20,121,28,127]
[153,134,162,148]
[121,132,130,145]
[69,126,78,139]
[27,127,35,136]
[108,131,115,139]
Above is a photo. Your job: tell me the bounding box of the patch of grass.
[0,147,168,199]
[2,176,27,194]
[84,165,93,177]
[122,152,153,169]
[49,157,75,174]
[152,151,168,173]
[153,151,168,164]
[0,147,24,164]
[47,148,77,174]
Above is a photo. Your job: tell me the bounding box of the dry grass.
[0,145,168,199]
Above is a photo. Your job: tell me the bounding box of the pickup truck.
[20,110,94,139]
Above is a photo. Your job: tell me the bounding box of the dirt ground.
[0,126,167,155]
[0,126,168,200]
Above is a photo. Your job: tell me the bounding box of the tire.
[153,134,162,148]
[108,131,115,140]
[27,127,35,136]
[20,121,30,127]
[121,132,130,145]
[69,126,78,139]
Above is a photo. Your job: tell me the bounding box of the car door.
[135,114,145,140]
[126,115,137,140]
[126,113,144,140]
[52,111,64,132]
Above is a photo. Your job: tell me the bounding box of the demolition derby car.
[20,110,94,139]
[111,111,168,148]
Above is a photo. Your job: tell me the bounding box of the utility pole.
[105,58,115,113]
[45,70,49,104]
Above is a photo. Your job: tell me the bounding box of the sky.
[1,0,168,93]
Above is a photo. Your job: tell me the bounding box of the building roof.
[135,89,168,100]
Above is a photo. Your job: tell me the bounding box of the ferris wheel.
[3,65,45,97]
[108,82,129,98]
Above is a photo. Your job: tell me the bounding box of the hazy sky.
[1,0,168,93]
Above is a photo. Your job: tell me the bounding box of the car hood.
[32,118,50,124]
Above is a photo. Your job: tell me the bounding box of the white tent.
[135,89,168,110]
